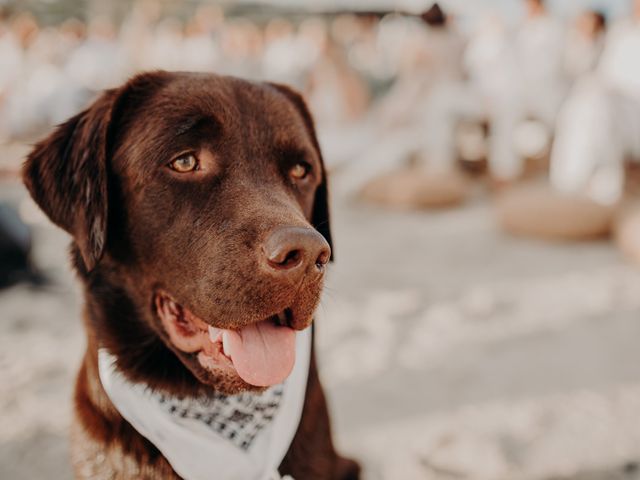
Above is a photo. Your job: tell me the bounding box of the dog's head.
[23,71,332,395]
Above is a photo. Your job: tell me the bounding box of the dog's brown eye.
[289,162,310,181]
[169,153,199,173]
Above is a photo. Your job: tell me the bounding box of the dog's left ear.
[22,89,118,272]
[268,83,334,261]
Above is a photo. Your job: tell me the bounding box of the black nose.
[262,226,330,279]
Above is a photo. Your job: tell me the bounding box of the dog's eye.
[169,153,199,173]
[289,162,311,181]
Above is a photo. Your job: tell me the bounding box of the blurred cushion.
[359,167,469,209]
[614,205,640,264]
[496,183,616,240]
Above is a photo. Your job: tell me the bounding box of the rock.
[496,183,616,240]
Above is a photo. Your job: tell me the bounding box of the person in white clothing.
[497,1,640,242]
[425,0,567,183]
[550,0,640,205]
[487,0,566,181]
[348,5,470,204]
[563,10,607,82]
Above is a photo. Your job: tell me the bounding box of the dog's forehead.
[111,73,319,186]
[147,74,310,145]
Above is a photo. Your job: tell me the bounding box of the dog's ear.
[268,83,334,261]
[23,90,118,272]
[22,71,171,272]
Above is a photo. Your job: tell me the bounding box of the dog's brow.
[274,138,312,157]
[173,115,220,139]
[276,144,317,166]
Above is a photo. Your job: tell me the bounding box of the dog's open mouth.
[154,292,296,387]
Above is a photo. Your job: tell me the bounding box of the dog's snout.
[262,226,330,276]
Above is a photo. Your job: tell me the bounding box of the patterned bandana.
[98,328,311,480]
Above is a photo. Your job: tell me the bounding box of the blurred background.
[1,0,640,478]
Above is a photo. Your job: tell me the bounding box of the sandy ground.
[2,167,640,479]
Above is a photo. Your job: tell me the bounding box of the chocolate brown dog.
[23,71,359,479]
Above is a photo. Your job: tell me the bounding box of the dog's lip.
[154,290,293,331]
[153,290,297,386]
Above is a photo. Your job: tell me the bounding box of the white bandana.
[98,327,311,480]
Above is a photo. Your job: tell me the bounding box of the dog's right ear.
[23,90,118,272]
[22,71,171,272]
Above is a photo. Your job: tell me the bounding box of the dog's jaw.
[154,290,300,390]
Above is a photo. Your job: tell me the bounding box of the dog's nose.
[262,226,330,277]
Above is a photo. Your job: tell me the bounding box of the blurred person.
[261,17,302,85]
[420,12,509,174]
[297,16,328,66]
[330,13,361,48]
[488,0,566,182]
[0,12,39,138]
[218,18,264,79]
[56,18,87,64]
[550,0,640,206]
[372,7,464,130]
[65,16,127,90]
[419,4,465,83]
[143,17,185,71]
[181,8,220,72]
[0,12,88,137]
[424,0,566,184]
[118,0,161,74]
[498,0,640,241]
[0,13,23,140]
[374,13,420,80]
[340,14,384,82]
[9,11,38,49]
[563,10,607,81]
[306,36,370,127]
[20,24,74,128]
[309,14,384,172]
[15,15,126,131]
[179,5,225,72]
[343,5,471,203]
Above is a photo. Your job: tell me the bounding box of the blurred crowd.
[343,0,640,208]
[0,1,378,141]
[1,0,639,206]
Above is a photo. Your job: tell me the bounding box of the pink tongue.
[223,320,296,387]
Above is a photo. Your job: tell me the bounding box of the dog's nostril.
[315,249,330,269]
[268,248,302,269]
[281,249,301,268]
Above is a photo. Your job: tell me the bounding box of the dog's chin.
[176,350,264,395]
[153,290,304,395]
